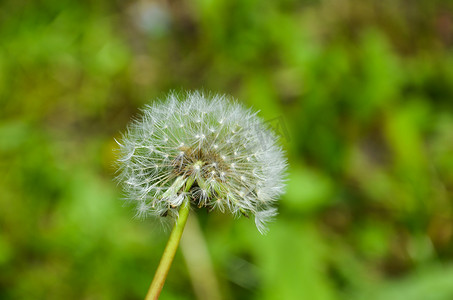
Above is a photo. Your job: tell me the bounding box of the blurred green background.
[1,0,453,299]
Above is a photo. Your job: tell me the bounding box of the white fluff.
[115,91,287,233]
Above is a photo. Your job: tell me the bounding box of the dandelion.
[115,91,287,299]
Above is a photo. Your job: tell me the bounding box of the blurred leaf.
[284,165,334,213]
[352,264,453,300]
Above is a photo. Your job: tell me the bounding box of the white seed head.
[115,91,287,233]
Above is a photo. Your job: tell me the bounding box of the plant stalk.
[145,198,190,300]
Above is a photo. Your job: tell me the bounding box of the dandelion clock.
[115,91,287,299]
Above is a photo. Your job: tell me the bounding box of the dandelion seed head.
[115,91,287,233]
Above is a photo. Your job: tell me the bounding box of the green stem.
[145,198,190,300]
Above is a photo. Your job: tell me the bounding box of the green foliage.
[1,0,453,299]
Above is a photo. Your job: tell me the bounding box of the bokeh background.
[1,0,453,299]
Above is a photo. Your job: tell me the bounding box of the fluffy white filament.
[115,91,287,233]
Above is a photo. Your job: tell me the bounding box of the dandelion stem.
[145,198,190,300]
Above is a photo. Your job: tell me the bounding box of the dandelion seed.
[115,91,287,233]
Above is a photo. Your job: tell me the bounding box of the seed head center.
[172,146,229,181]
